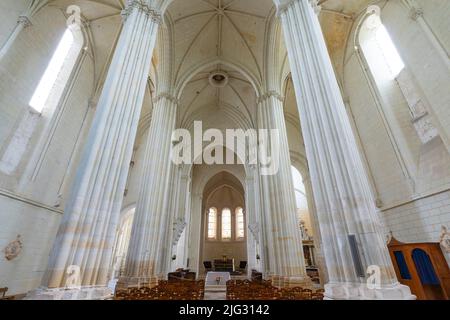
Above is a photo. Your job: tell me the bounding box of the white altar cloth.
[205,272,231,292]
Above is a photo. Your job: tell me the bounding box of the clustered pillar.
[39,1,162,296]
[257,93,309,287]
[277,0,414,299]
[119,94,178,288]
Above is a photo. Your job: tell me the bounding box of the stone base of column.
[324,282,416,300]
[116,276,160,291]
[270,275,315,289]
[24,286,113,300]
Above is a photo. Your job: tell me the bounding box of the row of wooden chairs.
[115,280,205,300]
[226,280,324,300]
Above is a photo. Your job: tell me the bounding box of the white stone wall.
[0,4,116,294]
[415,0,450,60]
[0,0,28,46]
[381,190,450,243]
[383,0,450,148]
[0,193,61,295]
[339,0,450,250]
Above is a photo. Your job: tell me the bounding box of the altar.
[204,272,231,292]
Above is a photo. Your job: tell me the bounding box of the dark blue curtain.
[394,251,411,280]
[412,249,440,285]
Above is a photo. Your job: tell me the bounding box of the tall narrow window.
[29,28,75,113]
[375,23,404,77]
[236,207,245,239]
[362,9,404,79]
[208,208,218,239]
[222,208,232,240]
[0,27,82,175]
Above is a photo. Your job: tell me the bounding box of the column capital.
[17,15,32,28]
[309,0,322,15]
[409,6,424,21]
[276,0,321,16]
[154,92,179,106]
[122,0,163,25]
[257,90,284,104]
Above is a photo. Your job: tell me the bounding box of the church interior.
[0,0,449,301]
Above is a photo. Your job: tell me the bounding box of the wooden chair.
[0,287,11,300]
[311,293,324,300]
[239,261,248,272]
[301,288,313,300]
[203,261,213,272]
[0,287,9,300]
[115,279,206,300]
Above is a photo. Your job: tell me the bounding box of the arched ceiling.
[317,0,375,79]
[31,0,376,136]
[203,171,244,199]
[166,0,274,128]
[178,63,256,129]
[38,0,375,89]
[48,0,123,20]
[163,0,375,130]
[44,0,125,89]
[167,0,274,86]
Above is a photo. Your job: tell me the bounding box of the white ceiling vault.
[160,0,376,130]
[32,0,376,134]
[165,0,274,129]
[167,0,274,87]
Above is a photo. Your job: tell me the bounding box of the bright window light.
[375,24,405,77]
[208,208,217,239]
[236,208,245,239]
[222,208,232,240]
[29,29,74,113]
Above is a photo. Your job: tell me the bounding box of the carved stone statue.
[172,218,187,246]
[440,226,450,253]
[386,231,393,245]
[4,235,23,261]
[300,220,312,241]
[248,223,260,243]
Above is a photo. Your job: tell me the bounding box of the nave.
[0,0,449,301]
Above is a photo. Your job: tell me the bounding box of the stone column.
[303,173,328,285]
[277,0,414,299]
[119,94,178,288]
[169,167,190,271]
[245,168,260,277]
[257,93,309,288]
[0,15,32,62]
[34,2,162,298]
[187,192,204,274]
